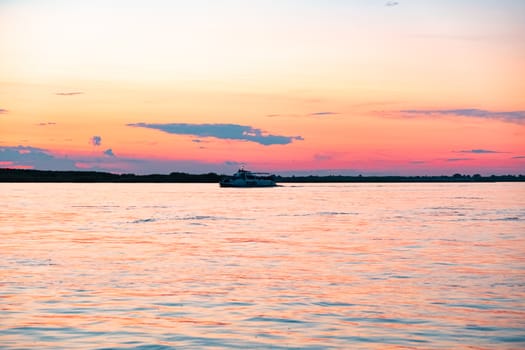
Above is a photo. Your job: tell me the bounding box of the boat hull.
[219,179,276,187]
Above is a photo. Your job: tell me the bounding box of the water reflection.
[1,183,524,349]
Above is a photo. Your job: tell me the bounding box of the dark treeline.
[0,168,220,183]
[1,168,524,183]
[277,173,525,183]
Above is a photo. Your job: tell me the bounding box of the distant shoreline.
[1,168,524,183]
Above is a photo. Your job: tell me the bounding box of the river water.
[1,183,524,349]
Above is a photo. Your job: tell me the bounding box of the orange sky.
[1,0,524,175]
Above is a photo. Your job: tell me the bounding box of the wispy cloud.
[314,153,332,161]
[55,92,83,96]
[37,122,56,126]
[385,1,399,7]
[104,148,115,157]
[90,136,102,146]
[0,108,8,114]
[0,144,224,174]
[512,156,525,159]
[446,158,473,162]
[412,33,488,42]
[224,161,243,167]
[266,112,339,118]
[400,108,525,124]
[310,112,339,117]
[458,149,505,154]
[0,145,77,170]
[127,122,304,146]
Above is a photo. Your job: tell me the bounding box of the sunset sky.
[1,0,524,175]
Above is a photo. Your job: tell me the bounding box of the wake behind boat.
[220,168,277,187]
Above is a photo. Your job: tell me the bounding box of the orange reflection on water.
[1,183,524,349]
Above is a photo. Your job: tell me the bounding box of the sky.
[1,0,524,175]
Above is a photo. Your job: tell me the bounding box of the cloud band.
[127,122,304,146]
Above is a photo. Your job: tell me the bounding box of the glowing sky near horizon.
[1,0,524,175]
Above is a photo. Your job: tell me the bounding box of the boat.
[220,168,277,187]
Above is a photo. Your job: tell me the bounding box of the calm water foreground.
[1,183,524,349]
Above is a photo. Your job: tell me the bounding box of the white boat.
[220,168,277,187]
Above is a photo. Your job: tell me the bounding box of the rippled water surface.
[1,183,524,349]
